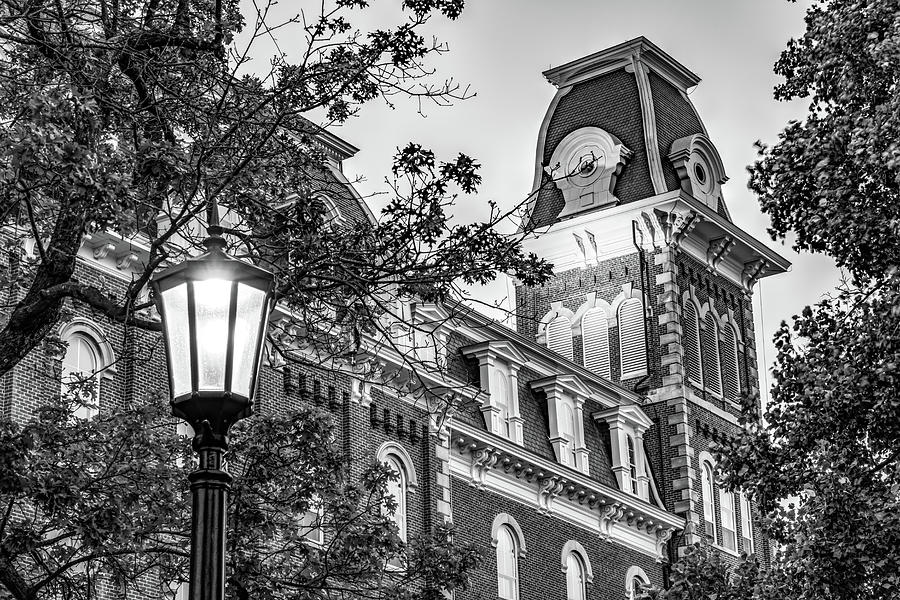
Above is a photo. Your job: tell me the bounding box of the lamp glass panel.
[161,283,192,397]
[193,278,233,391]
[230,283,267,398]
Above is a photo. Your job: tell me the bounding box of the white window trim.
[560,540,594,583]
[58,319,117,419]
[530,375,591,474]
[376,442,419,492]
[699,451,718,544]
[682,295,704,388]
[625,566,650,600]
[490,513,527,557]
[740,492,754,554]
[593,405,653,500]
[462,341,527,445]
[617,297,648,380]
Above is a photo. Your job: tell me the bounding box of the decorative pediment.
[545,127,633,219]
[530,373,592,400]
[593,404,654,431]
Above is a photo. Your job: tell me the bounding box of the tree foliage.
[663,1,900,599]
[0,394,479,599]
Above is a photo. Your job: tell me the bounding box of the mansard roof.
[525,37,726,230]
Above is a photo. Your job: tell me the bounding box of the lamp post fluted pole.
[188,425,232,600]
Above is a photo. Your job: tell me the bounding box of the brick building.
[4,37,788,599]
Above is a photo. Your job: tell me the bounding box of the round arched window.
[61,333,102,419]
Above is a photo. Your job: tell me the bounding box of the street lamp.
[152,222,275,600]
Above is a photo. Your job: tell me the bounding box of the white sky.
[260,1,845,406]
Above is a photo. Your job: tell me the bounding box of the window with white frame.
[530,375,590,474]
[740,492,754,554]
[626,566,650,600]
[721,323,741,401]
[594,405,654,500]
[561,541,593,600]
[702,314,722,396]
[560,398,578,467]
[565,552,586,600]
[627,435,639,495]
[384,455,407,542]
[701,460,717,539]
[462,341,526,445]
[581,308,610,379]
[618,298,647,379]
[496,525,519,600]
[546,315,574,361]
[60,325,114,420]
[377,442,418,547]
[299,496,324,546]
[719,488,737,551]
[683,299,703,387]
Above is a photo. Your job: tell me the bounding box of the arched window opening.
[565,552,586,600]
[496,525,519,600]
[546,316,574,361]
[721,324,741,401]
[683,300,703,386]
[703,314,722,396]
[740,493,754,554]
[581,308,610,379]
[618,298,647,379]
[719,488,737,550]
[62,333,102,420]
[626,566,650,600]
[701,461,717,540]
[627,435,638,494]
[384,455,407,542]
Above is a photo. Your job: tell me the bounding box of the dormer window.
[462,341,527,445]
[530,375,591,475]
[594,405,654,500]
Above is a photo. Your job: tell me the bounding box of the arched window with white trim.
[496,525,519,600]
[701,460,717,540]
[565,553,586,600]
[721,323,741,401]
[683,299,703,387]
[618,298,647,379]
[561,541,593,600]
[581,308,610,379]
[377,442,418,546]
[546,315,574,361]
[719,488,737,550]
[740,492,754,554]
[702,314,722,396]
[384,455,407,542]
[626,566,650,600]
[60,322,115,419]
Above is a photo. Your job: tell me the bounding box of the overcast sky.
[266,1,845,405]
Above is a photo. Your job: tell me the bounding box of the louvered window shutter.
[546,316,574,361]
[721,325,741,401]
[703,314,722,395]
[683,302,703,386]
[582,309,610,379]
[618,298,647,379]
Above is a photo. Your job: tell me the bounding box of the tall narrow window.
[496,525,519,600]
[385,456,407,542]
[493,371,511,438]
[721,324,741,401]
[618,298,647,379]
[561,401,578,467]
[740,493,754,553]
[627,435,638,494]
[62,333,102,420]
[683,301,703,386]
[701,462,717,539]
[581,308,610,379]
[565,552,586,600]
[719,488,737,550]
[547,316,574,361]
[703,314,722,396]
[299,496,324,546]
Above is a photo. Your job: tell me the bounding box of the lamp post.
[152,223,275,600]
